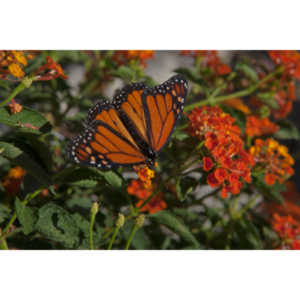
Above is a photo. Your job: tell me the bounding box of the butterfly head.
[145,149,156,170]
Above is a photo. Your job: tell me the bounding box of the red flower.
[113,50,154,67]
[203,156,214,171]
[268,50,300,79]
[272,213,300,250]
[1,166,26,195]
[187,106,255,198]
[136,192,166,214]
[250,138,294,186]
[245,115,279,138]
[34,56,67,81]
[180,50,231,75]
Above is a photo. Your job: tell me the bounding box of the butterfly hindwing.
[68,101,147,168]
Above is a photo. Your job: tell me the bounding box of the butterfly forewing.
[143,74,188,153]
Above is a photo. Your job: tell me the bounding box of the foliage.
[0,50,299,250]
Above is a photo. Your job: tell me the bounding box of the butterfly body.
[68,74,188,169]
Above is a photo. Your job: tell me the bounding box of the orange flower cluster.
[180,50,231,75]
[0,50,36,79]
[127,165,167,214]
[187,106,255,198]
[113,50,154,67]
[245,116,279,138]
[250,138,294,185]
[268,50,300,79]
[1,166,26,195]
[272,213,300,250]
[273,85,295,119]
[34,56,67,81]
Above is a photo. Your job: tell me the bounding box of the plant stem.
[0,76,34,108]
[107,227,120,250]
[89,202,99,250]
[184,66,283,112]
[124,224,139,250]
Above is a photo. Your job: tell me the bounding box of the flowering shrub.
[0,50,299,250]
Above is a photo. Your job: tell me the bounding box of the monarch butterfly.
[68,74,188,169]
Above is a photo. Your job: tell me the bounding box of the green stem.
[89,202,99,250]
[107,227,120,250]
[124,224,139,250]
[184,66,283,112]
[0,76,34,108]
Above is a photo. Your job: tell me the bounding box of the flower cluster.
[250,138,294,185]
[127,165,167,214]
[181,50,231,75]
[1,166,26,195]
[272,213,300,249]
[245,115,279,138]
[112,50,154,67]
[0,51,36,79]
[34,56,67,81]
[268,50,300,80]
[187,106,255,198]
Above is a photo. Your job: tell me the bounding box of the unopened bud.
[135,214,145,228]
[91,201,99,215]
[116,213,125,228]
[22,76,33,88]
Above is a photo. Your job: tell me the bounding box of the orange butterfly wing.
[68,75,188,169]
[143,75,188,152]
[68,100,147,169]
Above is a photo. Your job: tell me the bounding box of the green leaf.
[36,203,79,248]
[100,170,123,188]
[71,179,98,188]
[72,213,104,249]
[111,66,135,82]
[235,63,259,82]
[150,211,201,248]
[0,141,52,186]
[0,204,11,224]
[0,106,52,134]
[253,174,285,203]
[275,119,300,140]
[257,92,279,110]
[15,197,37,235]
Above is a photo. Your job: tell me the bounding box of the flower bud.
[135,214,145,228]
[116,213,125,228]
[91,201,99,215]
[22,76,33,88]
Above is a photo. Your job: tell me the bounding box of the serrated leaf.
[36,203,79,248]
[15,197,37,235]
[0,106,52,134]
[150,211,200,248]
[275,119,300,140]
[0,141,52,186]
